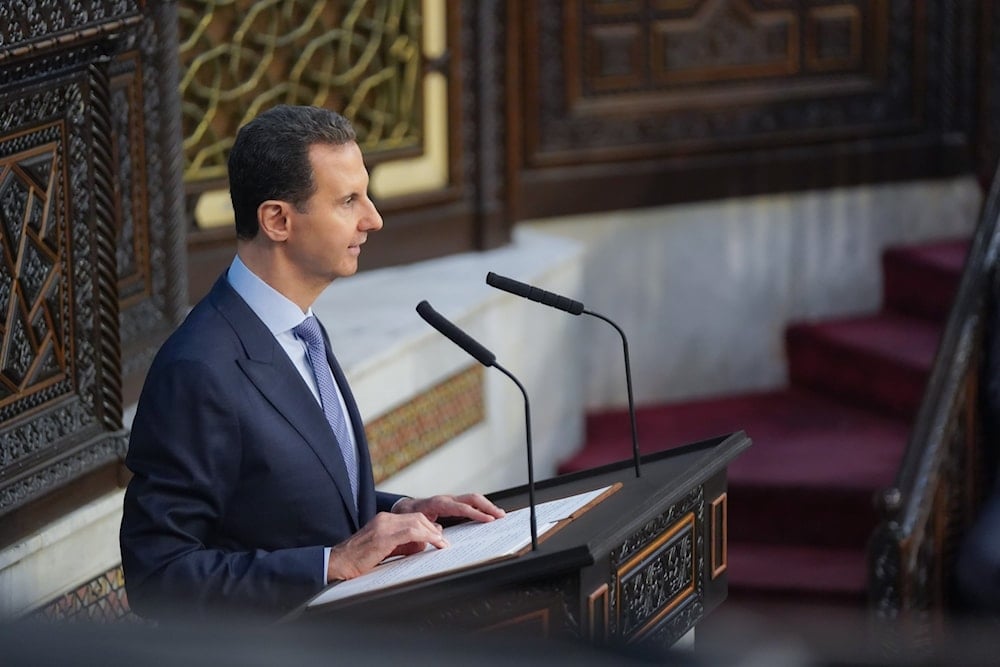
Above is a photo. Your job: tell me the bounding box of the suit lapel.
[208,276,361,529]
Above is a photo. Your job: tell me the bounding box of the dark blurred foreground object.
[955,263,1000,615]
[956,490,1000,614]
[0,616,671,667]
[8,611,1000,667]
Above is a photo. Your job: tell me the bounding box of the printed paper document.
[308,485,614,607]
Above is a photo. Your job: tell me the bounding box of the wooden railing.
[869,160,1000,648]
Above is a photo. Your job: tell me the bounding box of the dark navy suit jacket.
[120,275,402,618]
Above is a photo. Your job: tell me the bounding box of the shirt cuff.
[324,546,332,583]
[390,496,411,512]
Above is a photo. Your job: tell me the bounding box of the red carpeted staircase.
[558,238,970,610]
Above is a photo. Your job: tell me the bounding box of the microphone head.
[485,271,584,316]
[486,271,527,297]
[415,299,434,319]
[416,300,496,368]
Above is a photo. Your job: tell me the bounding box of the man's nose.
[364,199,383,231]
[365,201,382,232]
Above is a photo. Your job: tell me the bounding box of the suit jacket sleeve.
[121,357,324,619]
[376,491,404,513]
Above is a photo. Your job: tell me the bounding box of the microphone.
[485,272,642,478]
[415,300,495,367]
[485,272,584,315]
[416,300,539,551]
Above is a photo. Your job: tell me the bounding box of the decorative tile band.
[366,365,485,483]
[35,565,133,622]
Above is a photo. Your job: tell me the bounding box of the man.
[120,105,504,619]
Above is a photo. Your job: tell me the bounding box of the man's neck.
[236,244,326,312]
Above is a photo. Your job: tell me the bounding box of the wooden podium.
[289,431,750,651]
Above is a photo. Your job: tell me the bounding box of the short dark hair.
[227,105,357,240]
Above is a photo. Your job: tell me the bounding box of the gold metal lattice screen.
[178,0,424,183]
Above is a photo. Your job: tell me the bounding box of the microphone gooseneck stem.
[417,299,539,552]
[583,309,641,478]
[495,361,539,551]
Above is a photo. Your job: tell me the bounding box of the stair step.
[562,389,908,547]
[729,483,886,549]
[725,542,867,603]
[882,238,968,321]
[786,312,941,419]
[560,237,969,614]
[563,388,908,476]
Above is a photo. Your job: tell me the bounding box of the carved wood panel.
[109,4,188,401]
[0,1,187,516]
[417,579,579,639]
[0,54,127,515]
[609,485,704,646]
[510,0,978,219]
[575,0,870,93]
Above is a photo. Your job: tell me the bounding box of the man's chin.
[331,262,360,281]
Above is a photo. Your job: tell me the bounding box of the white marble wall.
[526,177,981,409]
[1,175,980,615]
[0,491,124,618]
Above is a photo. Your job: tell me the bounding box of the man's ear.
[257,200,291,242]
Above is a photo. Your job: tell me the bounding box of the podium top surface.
[293,431,751,620]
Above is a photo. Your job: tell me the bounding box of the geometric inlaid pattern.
[34,565,134,623]
[1,0,175,516]
[178,0,424,183]
[0,57,129,516]
[0,142,70,409]
[366,365,484,483]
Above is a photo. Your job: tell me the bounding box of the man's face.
[286,141,383,283]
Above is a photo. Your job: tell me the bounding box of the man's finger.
[448,493,505,520]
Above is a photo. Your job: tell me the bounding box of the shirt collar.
[226,254,312,335]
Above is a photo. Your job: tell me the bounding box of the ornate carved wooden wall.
[179,0,996,301]
[181,0,512,302]
[506,0,980,220]
[0,1,187,520]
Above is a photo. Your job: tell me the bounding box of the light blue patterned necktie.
[293,316,359,507]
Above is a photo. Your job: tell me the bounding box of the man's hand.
[326,512,448,582]
[392,493,506,523]
[325,495,505,583]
